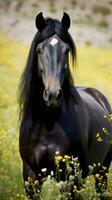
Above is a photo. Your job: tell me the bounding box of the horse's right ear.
[61,12,71,31]
[35,12,46,32]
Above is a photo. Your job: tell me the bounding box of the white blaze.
[50,38,58,46]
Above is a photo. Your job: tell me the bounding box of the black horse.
[19,12,112,199]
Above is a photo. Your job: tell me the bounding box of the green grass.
[0,32,112,199]
[0,33,28,200]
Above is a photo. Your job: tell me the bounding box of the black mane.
[19,17,76,124]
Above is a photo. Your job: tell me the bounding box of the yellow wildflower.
[93,163,96,167]
[97,136,103,142]
[96,133,100,138]
[64,155,71,161]
[41,168,47,172]
[102,127,107,134]
[102,166,107,171]
[55,150,60,155]
[95,173,100,178]
[55,155,62,161]
[98,162,101,166]
[96,133,103,142]
[73,185,77,192]
[62,158,66,162]
[70,161,74,165]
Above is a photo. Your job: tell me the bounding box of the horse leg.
[23,162,36,181]
[23,161,40,200]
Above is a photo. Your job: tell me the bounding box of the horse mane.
[19,17,77,125]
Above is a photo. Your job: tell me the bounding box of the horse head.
[35,12,75,107]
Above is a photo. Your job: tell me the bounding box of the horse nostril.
[43,89,49,102]
[56,89,63,100]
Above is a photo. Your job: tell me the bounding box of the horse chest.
[28,100,87,167]
[30,123,71,165]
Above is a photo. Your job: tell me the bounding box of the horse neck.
[39,99,60,129]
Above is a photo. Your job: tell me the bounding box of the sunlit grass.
[0,33,28,199]
[0,32,112,199]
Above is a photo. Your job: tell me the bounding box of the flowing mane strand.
[19,17,77,122]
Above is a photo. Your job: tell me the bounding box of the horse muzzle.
[43,88,63,107]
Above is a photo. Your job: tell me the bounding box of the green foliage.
[24,154,112,200]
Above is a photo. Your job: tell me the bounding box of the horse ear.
[35,12,46,32]
[61,12,71,31]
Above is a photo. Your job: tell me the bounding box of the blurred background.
[0,0,112,199]
[0,0,112,47]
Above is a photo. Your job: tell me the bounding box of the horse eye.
[65,47,70,54]
[37,47,43,54]
[40,69,43,73]
[38,50,43,55]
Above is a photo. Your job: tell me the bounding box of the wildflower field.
[0,32,112,200]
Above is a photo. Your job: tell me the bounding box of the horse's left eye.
[64,47,70,54]
[38,50,43,55]
[40,69,43,73]
[37,47,43,54]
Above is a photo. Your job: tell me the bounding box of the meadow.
[0,32,112,200]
